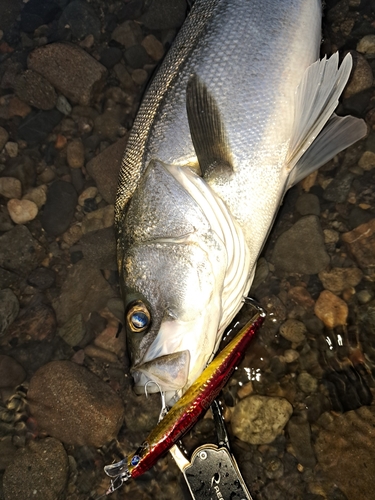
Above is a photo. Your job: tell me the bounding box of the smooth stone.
[81,205,114,233]
[14,70,57,110]
[26,267,55,290]
[295,193,320,216]
[0,289,19,337]
[28,43,107,106]
[7,198,38,224]
[318,267,363,294]
[279,319,307,344]
[58,0,101,41]
[80,226,117,270]
[140,0,187,30]
[344,51,373,98]
[288,417,316,468]
[0,125,9,150]
[28,361,124,446]
[141,34,165,61]
[111,20,143,48]
[356,289,373,305]
[0,225,46,276]
[283,349,299,363]
[18,109,63,145]
[357,34,375,57]
[342,219,375,273]
[41,180,77,236]
[287,286,315,310]
[7,300,57,342]
[51,259,117,325]
[55,95,72,116]
[131,68,149,86]
[4,142,18,158]
[99,47,123,69]
[0,355,26,388]
[57,313,85,347]
[78,186,98,206]
[297,372,318,394]
[323,170,354,203]
[0,177,22,198]
[358,151,375,171]
[3,438,69,500]
[314,290,348,328]
[22,185,47,209]
[348,207,373,230]
[20,0,61,33]
[231,395,293,445]
[66,139,85,169]
[271,216,329,275]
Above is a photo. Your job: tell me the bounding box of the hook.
[144,380,168,421]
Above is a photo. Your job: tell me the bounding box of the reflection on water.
[0,0,375,499]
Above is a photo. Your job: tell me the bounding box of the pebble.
[4,142,18,158]
[66,139,85,169]
[295,193,320,216]
[125,44,151,69]
[132,68,149,86]
[0,126,9,150]
[287,286,315,310]
[0,289,19,337]
[57,313,85,347]
[61,224,83,246]
[28,360,124,446]
[55,95,72,116]
[57,0,101,41]
[358,151,375,171]
[28,43,107,106]
[111,20,143,48]
[18,109,63,145]
[22,185,47,209]
[344,52,374,98]
[271,216,330,275]
[81,204,114,234]
[78,186,98,206]
[139,0,187,30]
[80,226,117,270]
[0,96,32,120]
[341,218,375,272]
[3,438,69,500]
[7,199,38,224]
[357,34,375,57]
[141,34,165,61]
[93,309,125,356]
[283,349,300,363]
[94,106,125,141]
[26,267,55,290]
[41,180,78,236]
[7,300,57,343]
[287,417,316,468]
[314,290,348,328]
[0,225,46,276]
[357,289,373,304]
[99,47,123,69]
[14,70,57,110]
[297,372,318,394]
[279,319,307,344]
[323,170,354,203]
[0,177,22,198]
[51,259,116,325]
[0,355,26,388]
[231,395,293,445]
[318,267,363,294]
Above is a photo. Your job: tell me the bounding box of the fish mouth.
[131,350,191,396]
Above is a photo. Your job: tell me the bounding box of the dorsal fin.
[186,74,233,178]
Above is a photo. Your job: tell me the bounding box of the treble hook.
[144,380,168,421]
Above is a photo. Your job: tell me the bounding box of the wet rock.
[3,438,69,500]
[288,417,316,468]
[132,68,148,85]
[318,267,363,294]
[297,372,318,394]
[99,47,123,69]
[314,407,375,500]
[27,267,55,290]
[111,20,143,48]
[271,216,330,275]
[57,313,85,347]
[0,125,9,149]
[18,109,63,145]
[314,290,348,328]
[80,226,117,270]
[295,193,320,216]
[81,204,114,233]
[41,180,77,236]
[0,355,26,388]
[20,0,61,33]
[67,139,85,169]
[0,289,19,336]
[279,319,307,344]
[7,198,38,224]
[14,70,57,110]
[0,225,45,276]
[348,207,373,230]
[323,171,354,203]
[52,259,117,325]
[28,43,107,106]
[231,395,293,445]
[23,185,47,209]
[28,361,124,446]
[0,177,22,198]
[58,0,101,41]
[344,52,373,98]
[7,300,56,342]
[342,219,375,274]
[287,286,315,310]
[357,35,375,57]
[124,44,151,69]
[141,34,165,61]
[140,0,187,30]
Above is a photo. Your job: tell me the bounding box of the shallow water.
[0,1,375,499]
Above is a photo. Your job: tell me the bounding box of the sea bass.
[115,0,366,404]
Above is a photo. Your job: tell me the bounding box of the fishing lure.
[104,297,266,494]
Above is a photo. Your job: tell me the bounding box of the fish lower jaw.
[132,371,181,405]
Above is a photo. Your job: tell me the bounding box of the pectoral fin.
[186,74,233,179]
[134,350,190,391]
[286,52,367,188]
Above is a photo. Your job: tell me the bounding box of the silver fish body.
[115,0,366,403]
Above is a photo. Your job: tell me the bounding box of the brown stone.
[342,218,375,274]
[314,290,348,328]
[318,267,363,294]
[14,70,56,110]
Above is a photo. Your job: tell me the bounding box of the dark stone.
[0,355,26,388]
[0,0,24,33]
[295,193,320,216]
[287,417,316,468]
[70,167,84,194]
[139,0,186,30]
[41,180,78,236]
[1,154,36,192]
[118,0,144,21]
[20,0,61,33]
[124,44,151,69]
[323,170,355,203]
[9,340,55,376]
[70,250,83,264]
[57,0,101,41]
[0,289,19,337]
[0,225,46,276]
[99,47,123,69]
[0,268,19,289]
[17,109,63,145]
[83,197,98,213]
[80,227,117,271]
[348,206,374,230]
[27,267,56,290]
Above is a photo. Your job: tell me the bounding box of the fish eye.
[126,301,151,333]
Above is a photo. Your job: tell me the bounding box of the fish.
[114,0,367,405]
[104,300,266,492]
